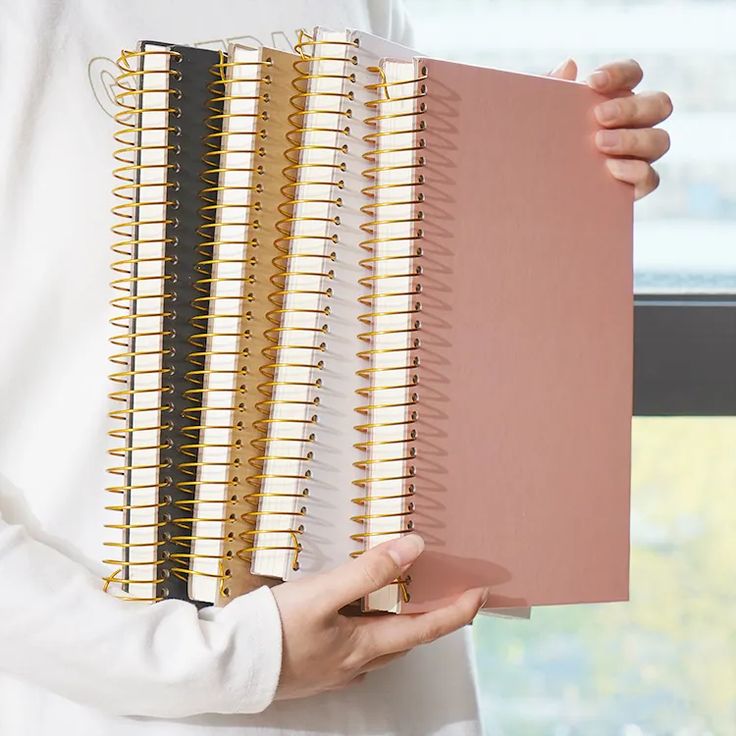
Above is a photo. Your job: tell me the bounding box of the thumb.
[548,57,578,81]
[321,534,425,610]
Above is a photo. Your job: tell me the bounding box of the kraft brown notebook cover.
[396,59,634,613]
[184,45,299,604]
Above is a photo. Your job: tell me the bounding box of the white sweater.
[0,1,482,734]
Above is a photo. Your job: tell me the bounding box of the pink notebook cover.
[405,59,633,613]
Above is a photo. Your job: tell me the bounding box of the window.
[476,418,736,733]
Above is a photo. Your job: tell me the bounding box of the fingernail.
[387,534,424,567]
[605,157,628,177]
[595,100,620,123]
[588,70,609,89]
[596,129,619,150]
[550,57,572,76]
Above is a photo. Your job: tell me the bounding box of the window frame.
[634,293,736,416]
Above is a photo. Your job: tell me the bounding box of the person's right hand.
[271,534,487,701]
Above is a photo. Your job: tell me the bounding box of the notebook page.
[188,45,263,603]
[106,41,171,602]
[249,29,350,579]
[358,58,423,612]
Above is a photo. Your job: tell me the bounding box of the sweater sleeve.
[0,510,282,718]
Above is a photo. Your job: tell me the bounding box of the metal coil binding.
[104,47,183,601]
[351,65,428,602]
[240,32,357,572]
[165,52,273,590]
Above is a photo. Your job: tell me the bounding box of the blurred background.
[405,1,736,734]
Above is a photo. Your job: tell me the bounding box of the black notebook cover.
[158,44,223,601]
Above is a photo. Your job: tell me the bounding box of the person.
[0,1,672,734]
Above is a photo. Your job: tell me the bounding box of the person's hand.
[270,534,487,700]
[550,58,673,200]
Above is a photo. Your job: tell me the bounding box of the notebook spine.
[242,32,357,572]
[352,65,427,598]
[105,46,182,601]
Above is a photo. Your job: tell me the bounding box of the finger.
[548,57,577,81]
[605,158,660,200]
[359,649,411,674]
[587,58,643,93]
[595,91,673,129]
[358,587,487,657]
[319,534,425,610]
[595,127,670,162]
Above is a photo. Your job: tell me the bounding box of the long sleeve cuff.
[0,513,283,718]
[199,585,283,715]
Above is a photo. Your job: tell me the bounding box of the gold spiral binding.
[105,47,183,601]
[238,31,358,573]
[165,51,274,591]
[351,65,427,604]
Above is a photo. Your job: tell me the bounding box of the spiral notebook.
[370,57,633,612]
[106,31,632,613]
[106,41,223,602]
[187,43,303,605]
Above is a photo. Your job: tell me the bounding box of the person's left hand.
[550,58,672,200]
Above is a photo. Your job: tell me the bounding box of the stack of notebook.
[104,28,633,614]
